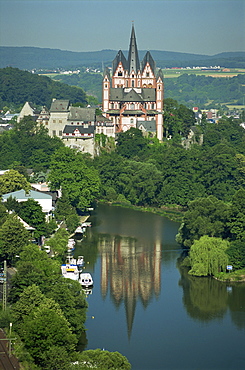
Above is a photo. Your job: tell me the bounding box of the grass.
[214,268,245,282]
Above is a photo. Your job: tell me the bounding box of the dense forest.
[1,67,245,112]
[0,67,88,111]
[51,70,245,109]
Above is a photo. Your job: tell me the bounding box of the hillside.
[0,46,244,70]
[0,67,88,110]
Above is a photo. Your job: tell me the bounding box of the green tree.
[226,239,245,269]
[116,127,149,159]
[228,189,245,241]
[189,236,229,276]
[48,147,100,211]
[0,169,31,195]
[74,349,131,370]
[176,196,230,248]
[0,214,30,263]
[17,198,47,239]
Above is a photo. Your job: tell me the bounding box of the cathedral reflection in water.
[98,235,161,336]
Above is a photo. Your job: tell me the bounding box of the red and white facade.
[102,25,164,140]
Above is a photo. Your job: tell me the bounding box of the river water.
[74,204,245,370]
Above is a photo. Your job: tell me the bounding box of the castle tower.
[102,24,164,140]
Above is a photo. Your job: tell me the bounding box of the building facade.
[102,24,164,140]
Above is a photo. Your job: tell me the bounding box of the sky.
[0,0,244,56]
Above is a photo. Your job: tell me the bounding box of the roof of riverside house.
[2,189,52,201]
[50,99,70,112]
[63,125,95,134]
[68,107,96,122]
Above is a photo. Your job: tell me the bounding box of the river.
[74,204,245,370]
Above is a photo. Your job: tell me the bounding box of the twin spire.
[112,24,153,75]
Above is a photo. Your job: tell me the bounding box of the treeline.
[51,70,245,109]
[0,67,88,111]
[165,73,245,107]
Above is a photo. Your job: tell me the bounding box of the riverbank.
[214,268,245,283]
[98,200,184,222]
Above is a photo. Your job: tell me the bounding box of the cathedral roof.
[141,51,156,74]
[112,50,128,75]
[128,24,140,74]
[110,88,156,102]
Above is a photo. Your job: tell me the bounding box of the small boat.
[61,264,79,281]
[76,255,85,268]
[79,272,93,287]
[68,238,75,250]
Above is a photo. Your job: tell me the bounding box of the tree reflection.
[178,261,245,329]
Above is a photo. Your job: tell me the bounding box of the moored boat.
[61,262,79,281]
[79,272,93,287]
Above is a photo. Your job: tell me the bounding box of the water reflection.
[98,234,161,337]
[178,264,245,329]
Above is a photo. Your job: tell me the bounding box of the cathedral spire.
[128,23,140,74]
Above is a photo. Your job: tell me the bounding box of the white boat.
[61,262,79,281]
[68,238,75,250]
[76,255,85,268]
[79,272,93,287]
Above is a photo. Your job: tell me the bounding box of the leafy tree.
[189,236,229,276]
[116,127,149,159]
[227,189,245,241]
[48,147,100,211]
[54,191,80,232]
[17,198,47,239]
[0,214,30,263]
[74,349,131,370]
[176,196,230,248]
[226,239,245,269]
[46,278,88,334]
[0,169,31,195]
[9,244,60,302]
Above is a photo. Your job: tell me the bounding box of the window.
[146,72,149,77]
[118,71,122,76]
[130,118,134,124]
[130,103,135,110]
[53,119,56,123]
[52,130,56,136]
[59,120,62,123]
[59,131,62,136]
[152,103,155,109]
[132,80,135,87]
[105,84,108,88]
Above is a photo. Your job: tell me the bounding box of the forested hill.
[0,67,88,110]
[0,46,244,69]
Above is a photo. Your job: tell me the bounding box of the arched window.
[132,80,135,87]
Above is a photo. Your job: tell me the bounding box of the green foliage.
[48,146,100,211]
[17,198,47,239]
[46,228,69,259]
[0,214,30,263]
[226,239,245,269]
[73,349,131,370]
[189,236,229,276]
[176,196,230,248]
[55,191,80,233]
[116,128,149,159]
[0,169,31,195]
[0,116,64,170]
[0,67,88,110]
[227,189,245,241]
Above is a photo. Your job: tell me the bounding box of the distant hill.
[0,46,244,70]
[0,67,88,110]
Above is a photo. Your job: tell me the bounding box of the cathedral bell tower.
[102,24,164,140]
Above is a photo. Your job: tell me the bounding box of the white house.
[2,189,53,219]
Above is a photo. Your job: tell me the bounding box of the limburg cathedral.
[102,24,164,140]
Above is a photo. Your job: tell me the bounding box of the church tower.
[102,24,164,141]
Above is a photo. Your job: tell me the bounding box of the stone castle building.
[102,24,164,140]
